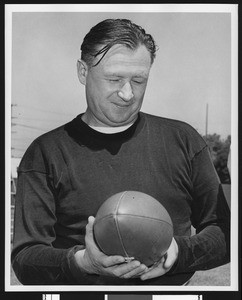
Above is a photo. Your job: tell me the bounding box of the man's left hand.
[140,238,178,281]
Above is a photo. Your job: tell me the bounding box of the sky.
[9,7,234,159]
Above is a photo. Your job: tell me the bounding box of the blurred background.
[10,11,231,182]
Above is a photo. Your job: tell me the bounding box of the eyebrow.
[105,73,123,77]
[105,72,148,78]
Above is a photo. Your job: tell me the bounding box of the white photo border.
[5,3,238,292]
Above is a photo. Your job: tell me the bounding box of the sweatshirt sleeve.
[171,145,230,273]
[11,141,86,284]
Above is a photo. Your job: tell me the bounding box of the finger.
[88,215,95,222]
[122,264,148,279]
[140,266,166,281]
[85,216,100,249]
[87,216,95,230]
[111,260,141,277]
[85,216,94,237]
[140,257,166,281]
[163,252,175,269]
[164,239,178,269]
[101,255,126,267]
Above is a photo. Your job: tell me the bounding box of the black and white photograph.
[5,3,238,294]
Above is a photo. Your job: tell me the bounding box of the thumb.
[163,252,173,269]
[164,239,178,269]
[86,216,95,238]
[88,216,95,225]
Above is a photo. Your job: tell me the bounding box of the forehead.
[94,44,152,76]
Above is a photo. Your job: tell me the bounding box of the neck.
[81,110,137,128]
[89,123,134,134]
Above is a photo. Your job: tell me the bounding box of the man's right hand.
[74,216,148,279]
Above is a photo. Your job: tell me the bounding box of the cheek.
[86,82,115,111]
[88,77,115,97]
[132,85,147,100]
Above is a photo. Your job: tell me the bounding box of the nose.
[118,82,134,101]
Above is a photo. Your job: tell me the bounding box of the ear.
[77,59,88,85]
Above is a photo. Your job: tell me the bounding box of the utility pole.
[11,104,17,155]
[11,103,17,118]
[11,103,17,131]
[205,103,208,141]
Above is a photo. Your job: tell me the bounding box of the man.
[12,18,230,285]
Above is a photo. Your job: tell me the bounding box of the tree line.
[203,133,231,184]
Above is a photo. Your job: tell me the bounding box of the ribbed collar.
[64,112,145,155]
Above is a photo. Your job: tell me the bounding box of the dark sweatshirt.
[11,112,230,285]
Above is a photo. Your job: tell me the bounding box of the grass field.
[189,263,230,286]
[10,184,231,286]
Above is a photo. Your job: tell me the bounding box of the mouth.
[112,102,132,108]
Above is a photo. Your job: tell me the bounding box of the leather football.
[93,191,173,267]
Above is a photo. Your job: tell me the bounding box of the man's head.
[80,18,157,67]
[77,19,157,127]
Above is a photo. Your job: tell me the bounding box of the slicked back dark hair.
[81,19,157,67]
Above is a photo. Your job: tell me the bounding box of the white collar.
[89,123,134,134]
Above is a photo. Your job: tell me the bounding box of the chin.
[109,114,137,127]
[99,105,140,126]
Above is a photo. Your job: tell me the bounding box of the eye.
[107,77,122,83]
[109,79,120,82]
[132,80,144,85]
[132,77,146,85]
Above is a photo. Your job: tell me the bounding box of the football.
[93,191,173,267]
